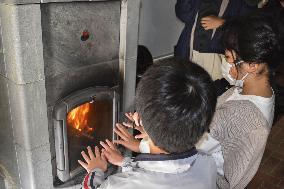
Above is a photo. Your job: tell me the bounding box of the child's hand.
[124,112,147,139]
[78,146,107,173]
[100,140,124,166]
[125,112,141,127]
[113,123,141,153]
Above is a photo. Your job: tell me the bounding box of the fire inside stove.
[67,102,94,138]
[66,99,113,172]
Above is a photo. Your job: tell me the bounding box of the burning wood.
[67,102,94,133]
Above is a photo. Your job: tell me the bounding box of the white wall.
[138,0,184,58]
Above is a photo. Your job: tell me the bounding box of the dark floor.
[246,116,284,189]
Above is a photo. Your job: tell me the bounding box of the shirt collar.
[133,148,198,173]
[134,147,197,162]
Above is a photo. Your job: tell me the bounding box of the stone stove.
[0,0,140,188]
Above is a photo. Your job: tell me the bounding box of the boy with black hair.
[78,59,218,189]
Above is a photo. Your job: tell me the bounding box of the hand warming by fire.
[78,112,146,173]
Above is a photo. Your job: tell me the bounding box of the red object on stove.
[81,30,90,41]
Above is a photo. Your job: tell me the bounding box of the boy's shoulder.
[102,153,216,189]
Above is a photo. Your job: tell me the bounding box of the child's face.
[224,49,238,79]
[224,49,235,64]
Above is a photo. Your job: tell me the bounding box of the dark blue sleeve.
[223,0,257,22]
[239,1,257,16]
[175,0,198,24]
[210,1,257,53]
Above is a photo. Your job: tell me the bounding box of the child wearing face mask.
[221,57,249,90]
[114,16,282,189]
[78,60,218,189]
[206,16,282,188]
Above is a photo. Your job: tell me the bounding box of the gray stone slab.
[122,0,140,59]
[120,57,137,112]
[0,76,21,189]
[0,0,40,4]
[0,21,6,78]
[7,79,50,151]
[15,143,53,189]
[41,0,112,3]
[119,0,139,112]
[41,1,120,79]
[0,4,45,84]
[0,177,4,189]
[1,92,77,189]
[45,60,119,107]
[0,0,140,187]
[0,0,116,5]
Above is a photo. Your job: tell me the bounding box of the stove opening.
[67,99,113,172]
[53,87,118,183]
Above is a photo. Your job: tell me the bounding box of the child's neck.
[242,74,272,98]
[149,140,168,154]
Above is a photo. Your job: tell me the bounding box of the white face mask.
[235,73,249,89]
[234,59,249,89]
[139,138,150,153]
[221,57,236,85]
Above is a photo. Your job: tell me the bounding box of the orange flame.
[67,103,93,132]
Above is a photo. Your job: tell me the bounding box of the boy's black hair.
[135,58,217,153]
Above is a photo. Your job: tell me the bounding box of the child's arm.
[113,112,148,153]
[78,146,108,189]
[81,168,105,189]
[79,140,134,189]
[81,157,136,189]
[113,123,141,153]
[101,140,138,173]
